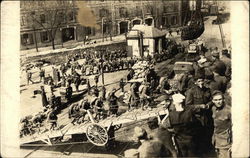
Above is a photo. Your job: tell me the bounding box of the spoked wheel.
[86,123,109,146]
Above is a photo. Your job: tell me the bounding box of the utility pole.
[215,0,226,48]
[32,25,39,52]
[100,47,105,85]
[102,17,104,42]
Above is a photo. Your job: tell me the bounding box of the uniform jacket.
[212,105,232,148]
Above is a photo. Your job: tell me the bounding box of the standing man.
[40,86,48,108]
[119,78,125,93]
[163,93,203,157]
[211,91,232,158]
[52,67,59,86]
[65,83,73,102]
[107,88,119,116]
[185,73,213,155]
[94,75,99,87]
[26,69,34,85]
[39,67,45,83]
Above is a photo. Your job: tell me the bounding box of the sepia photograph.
[0,0,249,158]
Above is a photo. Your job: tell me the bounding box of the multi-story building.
[20,0,190,51]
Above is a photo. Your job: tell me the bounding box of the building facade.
[20,0,190,51]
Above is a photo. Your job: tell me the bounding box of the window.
[146,5,153,15]
[119,7,128,18]
[40,31,50,43]
[162,17,169,27]
[58,12,66,23]
[171,16,177,25]
[21,16,26,26]
[135,6,142,17]
[21,33,34,45]
[40,14,46,23]
[85,27,92,36]
[99,8,108,18]
[68,11,74,21]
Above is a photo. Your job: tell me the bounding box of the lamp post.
[60,28,64,48]
[97,47,106,85]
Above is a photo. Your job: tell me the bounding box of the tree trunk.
[33,27,39,52]
[51,38,55,50]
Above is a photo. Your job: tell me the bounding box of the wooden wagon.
[20,106,169,147]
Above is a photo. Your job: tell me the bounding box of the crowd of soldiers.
[21,37,232,158]
[124,47,232,158]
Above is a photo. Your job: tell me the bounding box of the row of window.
[162,16,178,27]
[98,5,177,19]
[21,31,50,46]
[21,11,75,26]
[21,15,177,46]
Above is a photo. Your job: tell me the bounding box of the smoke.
[76,1,100,29]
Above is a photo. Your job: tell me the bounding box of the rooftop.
[127,25,166,38]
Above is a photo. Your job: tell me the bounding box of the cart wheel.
[114,124,122,131]
[86,123,108,146]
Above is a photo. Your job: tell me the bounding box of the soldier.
[39,67,45,83]
[107,88,119,116]
[73,71,81,92]
[211,91,232,158]
[147,117,178,158]
[52,67,59,86]
[49,92,57,110]
[40,86,48,107]
[139,81,151,110]
[100,86,106,100]
[47,109,58,130]
[26,69,34,85]
[119,78,125,93]
[133,126,169,158]
[185,73,213,155]
[211,66,228,93]
[93,97,104,120]
[65,83,73,102]
[86,79,91,94]
[94,75,99,87]
[129,82,140,109]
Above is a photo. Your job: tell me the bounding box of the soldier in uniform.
[139,81,151,110]
[107,88,119,116]
[39,67,45,83]
[40,86,48,107]
[65,83,73,102]
[211,91,232,158]
[100,86,106,100]
[73,71,81,92]
[26,69,34,85]
[133,126,169,158]
[129,82,140,109]
[185,73,213,155]
[147,117,178,158]
[47,109,58,130]
[94,75,99,87]
[119,78,125,93]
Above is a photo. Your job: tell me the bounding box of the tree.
[29,1,75,50]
